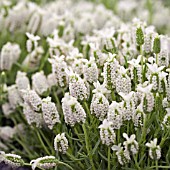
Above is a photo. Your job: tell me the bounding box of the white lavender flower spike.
[99,119,116,146]
[123,133,139,158]
[146,138,161,160]
[30,156,58,170]
[54,133,68,154]
[62,93,86,126]
[0,152,24,168]
[42,97,60,129]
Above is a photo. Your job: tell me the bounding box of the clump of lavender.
[0,0,170,170]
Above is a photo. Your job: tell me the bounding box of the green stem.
[53,87,62,111]
[149,166,170,169]
[117,129,120,144]
[140,47,144,83]
[160,131,169,147]
[36,130,50,155]
[82,123,95,170]
[127,121,130,135]
[139,114,148,144]
[59,161,74,170]
[108,147,111,170]
[140,45,143,56]
[66,152,84,169]
[39,51,49,70]
[156,54,158,65]
[39,129,55,155]
[156,160,158,170]
[83,101,93,123]
[133,155,140,170]
[15,138,33,159]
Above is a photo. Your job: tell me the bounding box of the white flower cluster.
[137,83,155,113]
[0,0,120,36]
[30,156,58,170]
[15,71,30,97]
[0,151,24,168]
[32,71,49,96]
[23,33,44,69]
[112,133,139,165]
[123,133,139,158]
[49,55,68,88]
[102,53,119,89]
[146,138,161,160]
[1,0,170,168]
[42,97,60,130]
[68,71,89,101]
[0,124,23,141]
[107,101,123,129]
[91,92,109,121]
[83,57,98,84]
[62,93,86,126]
[54,133,68,154]
[99,119,116,146]
[162,108,170,129]
[7,85,23,109]
[0,42,21,71]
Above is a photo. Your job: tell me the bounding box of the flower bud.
[136,26,144,46]
[153,35,160,54]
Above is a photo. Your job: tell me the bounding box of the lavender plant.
[0,0,170,170]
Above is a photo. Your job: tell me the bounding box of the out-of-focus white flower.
[15,71,30,97]
[2,103,14,117]
[0,126,15,141]
[26,32,40,52]
[22,46,44,69]
[137,83,154,112]
[23,102,43,128]
[0,42,21,71]
[47,73,58,88]
[119,91,134,102]
[0,152,24,168]
[27,8,43,34]
[7,85,23,109]
[119,92,136,121]
[32,71,49,96]
[128,55,141,68]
